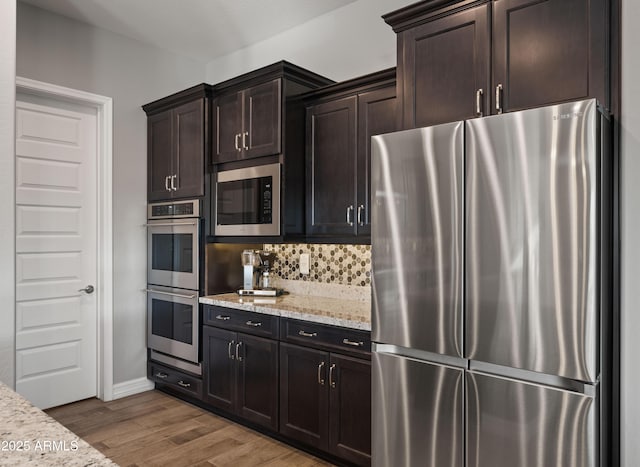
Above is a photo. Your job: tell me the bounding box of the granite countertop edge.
[199,294,372,331]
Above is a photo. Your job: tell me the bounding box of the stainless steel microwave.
[215,162,281,236]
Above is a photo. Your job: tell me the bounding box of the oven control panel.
[148,199,200,219]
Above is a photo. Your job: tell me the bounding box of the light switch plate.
[299,253,310,275]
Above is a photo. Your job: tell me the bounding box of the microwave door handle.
[144,289,197,299]
[144,221,197,227]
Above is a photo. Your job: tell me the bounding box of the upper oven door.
[215,163,281,236]
[147,218,199,290]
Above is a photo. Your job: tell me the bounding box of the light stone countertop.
[199,292,372,331]
[0,382,115,466]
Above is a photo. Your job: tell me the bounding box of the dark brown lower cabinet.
[203,325,278,431]
[279,342,372,466]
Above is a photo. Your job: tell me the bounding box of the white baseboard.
[111,377,154,400]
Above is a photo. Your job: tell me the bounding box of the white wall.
[620,0,640,464]
[206,0,415,83]
[16,2,206,385]
[0,1,16,388]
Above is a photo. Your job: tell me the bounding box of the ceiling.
[19,0,357,62]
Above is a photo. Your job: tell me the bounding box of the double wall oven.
[146,199,202,374]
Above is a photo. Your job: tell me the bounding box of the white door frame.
[16,77,114,401]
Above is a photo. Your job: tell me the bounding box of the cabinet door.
[357,86,397,237]
[147,110,173,201]
[399,4,490,128]
[213,91,242,163]
[243,79,282,159]
[306,96,357,237]
[493,0,608,113]
[329,354,371,466]
[173,99,204,199]
[236,333,279,431]
[279,343,329,450]
[203,326,236,413]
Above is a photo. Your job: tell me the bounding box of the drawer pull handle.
[177,380,191,388]
[155,372,169,379]
[245,320,262,327]
[317,361,325,385]
[216,315,231,321]
[298,330,317,338]
[329,363,336,388]
[342,338,364,347]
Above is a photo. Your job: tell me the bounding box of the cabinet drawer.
[203,305,279,338]
[281,319,371,358]
[148,361,202,399]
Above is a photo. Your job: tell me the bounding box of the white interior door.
[15,93,98,409]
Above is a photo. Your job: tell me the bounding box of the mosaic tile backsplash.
[263,244,371,287]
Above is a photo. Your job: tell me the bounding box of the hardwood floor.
[45,390,333,467]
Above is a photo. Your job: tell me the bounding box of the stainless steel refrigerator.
[371,99,613,467]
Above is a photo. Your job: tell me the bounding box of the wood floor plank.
[46,390,333,467]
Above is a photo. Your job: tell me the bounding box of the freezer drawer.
[465,99,603,382]
[372,352,463,467]
[372,122,464,358]
[467,371,596,467]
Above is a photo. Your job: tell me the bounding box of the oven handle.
[144,288,197,299]
[144,221,197,227]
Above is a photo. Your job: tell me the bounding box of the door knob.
[78,285,95,294]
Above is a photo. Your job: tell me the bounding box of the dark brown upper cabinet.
[492,0,608,114]
[212,63,333,165]
[304,69,396,242]
[214,79,281,163]
[143,84,212,202]
[385,0,610,129]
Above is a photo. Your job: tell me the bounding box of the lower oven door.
[147,218,199,290]
[146,286,199,364]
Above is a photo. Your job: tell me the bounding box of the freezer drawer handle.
[155,372,169,379]
[342,338,364,347]
[329,363,336,388]
[216,315,231,321]
[298,330,317,338]
[245,320,262,327]
[317,361,326,385]
[176,380,191,388]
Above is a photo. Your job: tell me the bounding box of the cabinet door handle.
[342,338,364,347]
[346,205,354,226]
[228,340,235,360]
[165,176,171,192]
[357,204,365,226]
[245,320,262,327]
[216,315,231,321]
[171,174,177,191]
[155,372,169,379]
[234,133,240,151]
[495,84,503,114]
[476,88,484,117]
[242,131,249,150]
[329,363,336,388]
[177,380,191,388]
[298,330,317,338]
[318,361,326,385]
[235,342,243,362]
